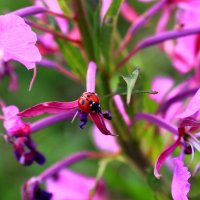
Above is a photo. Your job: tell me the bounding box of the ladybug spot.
[81,100,85,105]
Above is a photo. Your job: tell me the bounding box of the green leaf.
[122,68,140,104]
[101,0,124,69]
[56,39,86,78]
[57,0,73,18]
[92,1,101,65]
[73,0,95,60]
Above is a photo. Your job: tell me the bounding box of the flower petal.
[2,105,30,136]
[18,100,78,117]
[90,113,116,136]
[101,0,112,19]
[86,61,97,92]
[46,169,107,200]
[0,14,41,69]
[149,76,174,103]
[113,95,131,125]
[154,138,180,179]
[171,157,191,200]
[92,122,120,152]
[177,88,200,119]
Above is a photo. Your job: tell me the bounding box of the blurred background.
[0,1,179,199]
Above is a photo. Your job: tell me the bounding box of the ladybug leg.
[79,111,88,129]
[102,110,112,120]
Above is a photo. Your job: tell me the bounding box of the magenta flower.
[35,0,68,33]
[18,61,115,136]
[46,169,107,200]
[149,76,174,103]
[171,156,191,200]
[2,105,30,137]
[177,87,200,119]
[1,105,45,166]
[0,14,41,70]
[92,121,120,153]
[135,113,200,179]
[170,1,200,74]
[149,76,189,122]
[22,151,108,200]
[154,119,200,179]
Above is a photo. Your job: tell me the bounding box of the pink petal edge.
[177,88,200,118]
[171,157,191,200]
[154,138,180,179]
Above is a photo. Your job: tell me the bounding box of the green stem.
[110,100,150,176]
[97,70,150,176]
[73,0,95,60]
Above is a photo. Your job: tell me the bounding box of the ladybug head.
[89,101,101,113]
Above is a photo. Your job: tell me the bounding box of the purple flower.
[1,105,45,166]
[177,87,200,119]
[22,178,52,200]
[46,169,107,200]
[18,62,115,136]
[0,14,41,70]
[21,151,108,200]
[35,0,68,33]
[135,113,200,179]
[149,76,188,122]
[154,118,200,179]
[92,121,120,153]
[2,105,30,137]
[171,156,191,200]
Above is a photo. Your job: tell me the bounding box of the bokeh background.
[0,1,180,199]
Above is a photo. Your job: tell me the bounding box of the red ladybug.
[78,92,101,113]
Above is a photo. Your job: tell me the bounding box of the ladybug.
[78,92,101,113]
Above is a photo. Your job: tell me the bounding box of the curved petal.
[46,169,107,200]
[90,113,116,136]
[154,138,180,179]
[18,100,78,118]
[0,14,41,69]
[113,95,131,125]
[149,76,174,103]
[86,61,97,92]
[177,88,200,119]
[171,157,191,200]
[2,105,29,136]
[92,122,120,152]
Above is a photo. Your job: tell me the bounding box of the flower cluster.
[1,1,200,200]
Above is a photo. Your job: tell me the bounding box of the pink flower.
[171,157,191,200]
[46,169,107,200]
[149,76,174,103]
[0,14,41,70]
[18,61,115,136]
[101,0,112,19]
[2,105,30,137]
[153,118,200,179]
[177,87,200,119]
[135,112,200,179]
[92,121,120,152]
[1,105,45,166]
[35,0,68,33]
[149,76,188,122]
[160,1,200,74]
